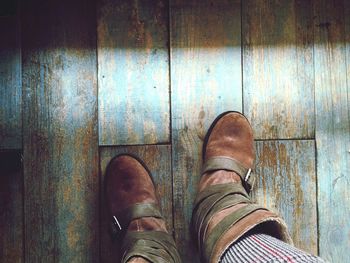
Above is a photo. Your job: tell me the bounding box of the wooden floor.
[0,0,349,262]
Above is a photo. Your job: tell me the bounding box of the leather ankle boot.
[192,111,292,263]
[105,154,181,263]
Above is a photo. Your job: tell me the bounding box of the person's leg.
[105,154,181,263]
[191,112,323,263]
[221,233,324,263]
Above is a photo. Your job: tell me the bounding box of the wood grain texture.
[98,0,170,145]
[243,0,314,140]
[0,15,21,149]
[100,145,173,262]
[314,0,350,261]
[0,151,23,262]
[253,140,317,254]
[21,0,99,261]
[170,0,242,260]
[346,0,350,71]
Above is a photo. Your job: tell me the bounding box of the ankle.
[128,217,168,233]
[198,170,242,193]
[206,203,248,239]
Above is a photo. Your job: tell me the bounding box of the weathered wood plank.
[253,140,317,255]
[243,0,314,139]
[314,0,350,261]
[0,150,23,262]
[170,0,242,260]
[97,0,170,145]
[346,0,350,71]
[22,0,99,261]
[347,0,350,69]
[0,14,21,149]
[0,0,17,16]
[100,145,173,262]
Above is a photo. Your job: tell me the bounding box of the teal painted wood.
[346,0,350,69]
[170,0,242,260]
[314,0,350,261]
[100,145,173,262]
[97,0,170,145]
[243,0,314,140]
[21,0,99,261]
[0,151,23,262]
[253,140,317,255]
[0,15,21,149]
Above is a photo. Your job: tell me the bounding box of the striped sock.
[220,233,326,263]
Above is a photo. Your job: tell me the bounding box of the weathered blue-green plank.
[97,0,170,145]
[0,14,21,149]
[243,0,314,139]
[0,150,23,262]
[254,140,317,255]
[22,0,99,261]
[170,0,242,261]
[314,0,350,261]
[100,145,173,262]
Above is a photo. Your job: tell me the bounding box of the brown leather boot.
[105,154,181,263]
[192,111,292,263]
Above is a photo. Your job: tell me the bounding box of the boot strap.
[203,204,267,261]
[122,231,181,263]
[192,182,270,262]
[193,183,250,247]
[202,156,255,191]
[111,203,163,236]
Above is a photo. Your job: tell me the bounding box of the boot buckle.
[110,215,123,241]
[244,168,256,192]
[244,168,252,182]
[113,215,122,231]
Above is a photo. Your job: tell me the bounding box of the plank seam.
[167,0,176,239]
[311,1,319,255]
[241,0,244,115]
[94,0,102,259]
[99,142,173,148]
[18,0,25,259]
[314,138,320,256]
[254,138,315,142]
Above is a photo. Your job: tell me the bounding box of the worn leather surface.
[105,155,167,232]
[199,112,255,193]
[105,155,158,215]
[204,112,255,168]
[127,257,150,263]
[105,155,172,262]
[195,112,292,263]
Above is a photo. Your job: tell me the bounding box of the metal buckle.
[113,216,122,231]
[244,168,252,182]
[110,215,122,241]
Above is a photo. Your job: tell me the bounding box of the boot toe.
[204,111,255,169]
[105,155,158,216]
